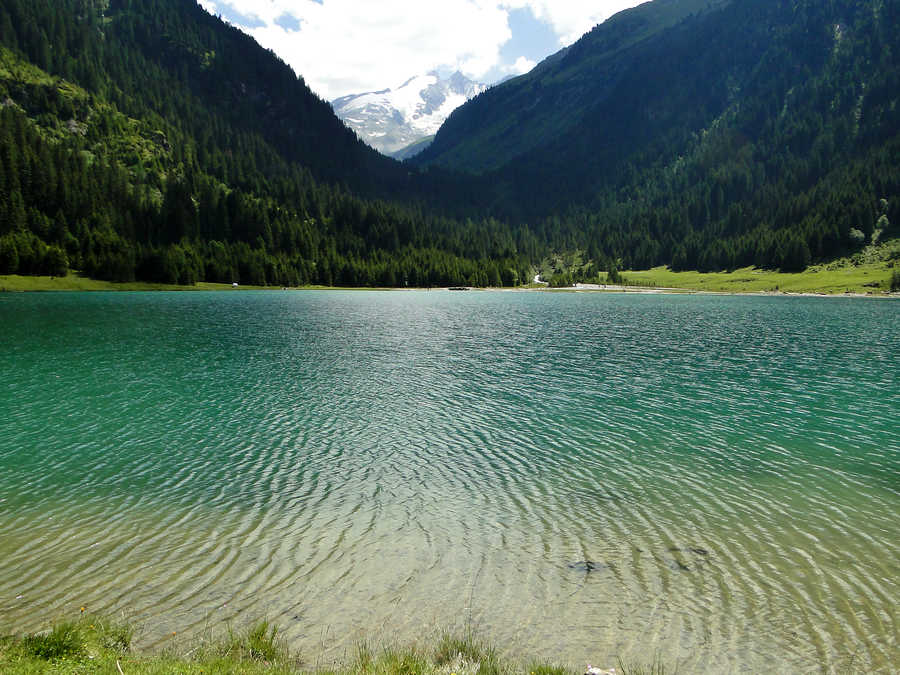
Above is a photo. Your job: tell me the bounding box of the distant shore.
[1,267,897,297]
[546,282,896,299]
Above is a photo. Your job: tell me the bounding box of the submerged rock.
[668,546,710,556]
[570,546,710,575]
[665,546,713,571]
[669,558,691,571]
[568,561,606,573]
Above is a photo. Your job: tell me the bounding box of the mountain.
[414,0,900,271]
[332,72,487,158]
[1,0,897,288]
[414,0,735,174]
[0,0,529,288]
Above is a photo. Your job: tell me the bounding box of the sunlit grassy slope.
[619,239,900,295]
[619,264,893,295]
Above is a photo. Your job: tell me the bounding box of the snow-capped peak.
[332,71,487,158]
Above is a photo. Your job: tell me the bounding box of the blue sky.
[198,1,646,99]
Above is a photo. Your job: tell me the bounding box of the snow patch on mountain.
[332,72,487,158]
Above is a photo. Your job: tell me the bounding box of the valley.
[1,0,897,288]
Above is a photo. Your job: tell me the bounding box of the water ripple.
[1,291,898,672]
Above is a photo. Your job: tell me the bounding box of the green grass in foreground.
[1,613,299,675]
[0,614,669,675]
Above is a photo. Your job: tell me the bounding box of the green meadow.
[617,263,895,295]
[607,238,899,295]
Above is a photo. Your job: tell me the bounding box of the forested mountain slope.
[415,0,900,272]
[0,0,897,285]
[416,0,732,175]
[0,0,529,287]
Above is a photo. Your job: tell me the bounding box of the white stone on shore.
[585,665,616,675]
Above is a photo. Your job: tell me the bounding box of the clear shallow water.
[1,290,898,672]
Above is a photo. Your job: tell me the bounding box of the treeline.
[532,133,899,275]
[0,100,529,286]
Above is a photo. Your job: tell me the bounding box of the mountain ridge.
[415,0,734,174]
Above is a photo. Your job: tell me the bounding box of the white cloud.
[503,1,648,45]
[202,1,644,99]
[508,56,537,75]
[211,0,510,99]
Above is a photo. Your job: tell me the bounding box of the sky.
[196,1,647,100]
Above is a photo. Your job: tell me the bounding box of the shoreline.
[1,272,897,298]
[0,612,626,675]
[545,283,898,299]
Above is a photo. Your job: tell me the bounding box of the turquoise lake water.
[1,290,897,672]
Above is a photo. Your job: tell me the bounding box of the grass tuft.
[434,632,505,675]
[616,655,675,675]
[246,619,283,662]
[218,619,291,664]
[526,663,574,675]
[379,647,430,675]
[434,633,488,665]
[22,621,84,660]
[0,612,687,675]
[354,641,376,672]
[85,613,134,652]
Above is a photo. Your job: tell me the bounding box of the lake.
[1,290,897,672]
